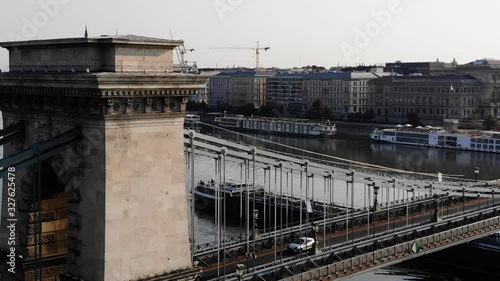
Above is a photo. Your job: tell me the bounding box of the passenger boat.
[370,125,500,153]
[214,115,336,138]
[193,178,333,226]
[193,179,255,212]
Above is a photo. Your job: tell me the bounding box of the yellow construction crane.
[210,41,270,69]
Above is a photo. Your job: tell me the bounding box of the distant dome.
[470,58,500,65]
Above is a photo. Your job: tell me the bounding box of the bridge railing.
[209,204,500,281]
[283,215,500,281]
[193,194,444,256]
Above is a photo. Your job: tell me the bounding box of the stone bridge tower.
[0,35,207,281]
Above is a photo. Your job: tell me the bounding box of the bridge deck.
[183,129,500,281]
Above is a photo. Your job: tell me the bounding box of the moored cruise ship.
[214,115,336,138]
[371,124,500,153]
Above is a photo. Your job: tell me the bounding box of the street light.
[446,191,450,218]
[462,187,466,215]
[252,209,259,239]
[364,177,372,211]
[492,189,496,206]
[386,179,395,232]
[252,209,259,270]
[311,222,319,255]
[366,181,374,236]
[344,170,354,243]
[477,194,481,211]
[235,264,246,281]
[431,194,439,223]
[372,185,380,237]
[373,186,380,212]
[406,188,415,227]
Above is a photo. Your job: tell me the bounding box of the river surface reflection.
[190,134,500,280]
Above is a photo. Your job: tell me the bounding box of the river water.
[188,133,500,281]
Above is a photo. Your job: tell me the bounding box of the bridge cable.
[198,123,483,182]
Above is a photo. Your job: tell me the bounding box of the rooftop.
[457,58,500,69]
[0,34,183,48]
[213,71,276,77]
[371,74,480,83]
[0,34,183,73]
[468,58,500,65]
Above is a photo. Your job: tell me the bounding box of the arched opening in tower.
[25,157,68,280]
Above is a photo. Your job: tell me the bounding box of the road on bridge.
[201,196,496,280]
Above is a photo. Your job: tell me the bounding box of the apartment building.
[385,60,456,75]
[208,72,233,106]
[302,72,384,114]
[456,58,500,118]
[368,75,482,124]
[208,71,275,108]
[266,74,304,114]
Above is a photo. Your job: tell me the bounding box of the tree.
[312,100,323,111]
[260,102,284,117]
[362,109,375,121]
[406,112,422,127]
[217,103,234,114]
[304,108,321,120]
[186,100,208,112]
[239,103,257,116]
[199,101,207,112]
[186,100,197,111]
[304,100,332,120]
[321,106,333,120]
[347,112,363,121]
[483,115,499,130]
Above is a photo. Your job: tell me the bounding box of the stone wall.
[101,116,189,280]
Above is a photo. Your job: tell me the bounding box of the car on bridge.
[288,237,315,253]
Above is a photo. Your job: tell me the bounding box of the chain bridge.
[183,128,500,281]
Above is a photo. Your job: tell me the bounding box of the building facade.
[208,71,275,109]
[385,61,456,75]
[368,75,482,124]
[228,72,256,107]
[302,72,383,115]
[208,72,232,106]
[190,71,219,104]
[456,58,500,119]
[266,74,304,114]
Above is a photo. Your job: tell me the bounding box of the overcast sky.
[0,0,499,70]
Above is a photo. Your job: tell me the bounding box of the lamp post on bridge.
[345,170,354,243]
[373,185,380,212]
[492,189,496,206]
[365,178,373,237]
[387,178,396,232]
[462,187,466,215]
[250,209,259,270]
[406,188,415,227]
[477,194,481,211]
[311,222,319,255]
[446,191,450,218]
[372,185,380,238]
[431,193,440,223]
[235,264,246,281]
